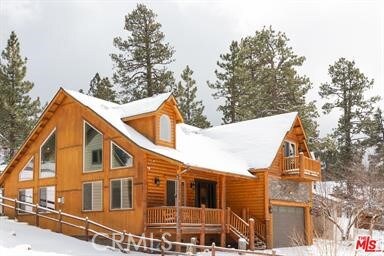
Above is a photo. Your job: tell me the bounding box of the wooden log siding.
[146,155,178,207]
[226,173,266,221]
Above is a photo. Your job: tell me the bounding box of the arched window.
[159,114,171,142]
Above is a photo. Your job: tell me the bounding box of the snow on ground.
[1,215,384,256]
[0,216,146,256]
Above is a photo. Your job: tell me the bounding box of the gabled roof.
[0,88,306,181]
[119,92,183,122]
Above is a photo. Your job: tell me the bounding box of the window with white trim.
[159,114,171,142]
[284,141,296,157]
[110,178,133,209]
[39,186,55,210]
[111,142,133,169]
[18,188,33,213]
[83,181,102,211]
[19,157,34,181]
[84,122,103,172]
[40,130,56,178]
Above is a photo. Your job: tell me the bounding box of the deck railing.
[147,206,222,226]
[282,152,321,179]
[229,210,249,239]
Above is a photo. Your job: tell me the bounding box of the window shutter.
[122,179,132,208]
[92,181,102,211]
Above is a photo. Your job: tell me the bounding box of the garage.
[272,205,305,248]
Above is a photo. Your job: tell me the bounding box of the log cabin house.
[0,88,321,248]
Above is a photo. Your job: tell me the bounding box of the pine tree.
[208,41,245,124]
[239,27,318,141]
[319,58,380,177]
[111,4,175,102]
[0,31,41,160]
[174,66,210,128]
[363,108,384,174]
[87,73,118,102]
[209,27,318,143]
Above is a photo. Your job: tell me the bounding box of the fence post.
[57,210,62,233]
[200,204,206,247]
[248,218,255,251]
[272,249,276,256]
[14,198,18,218]
[35,204,39,227]
[190,237,197,255]
[211,242,216,256]
[160,236,165,256]
[121,230,127,251]
[84,217,89,241]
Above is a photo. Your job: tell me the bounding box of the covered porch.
[144,155,268,248]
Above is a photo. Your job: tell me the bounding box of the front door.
[195,179,216,208]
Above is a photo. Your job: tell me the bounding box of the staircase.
[228,210,266,249]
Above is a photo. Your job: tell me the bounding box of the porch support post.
[220,176,226,247]
[200,204,206,246]
[299,152,305,178]
[176,170,182,252]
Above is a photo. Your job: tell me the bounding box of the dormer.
[120,93,183,148]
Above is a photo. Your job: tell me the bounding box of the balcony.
[282,152,321,181]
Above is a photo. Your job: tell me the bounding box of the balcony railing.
[146,206,223,227]
[282,152,321,180]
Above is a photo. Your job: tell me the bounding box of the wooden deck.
[146,206,266,249]
[282,153,321,181]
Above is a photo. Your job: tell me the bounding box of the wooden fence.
[0,195,279,256]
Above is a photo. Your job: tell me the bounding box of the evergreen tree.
[174,66,210,128]
[319,58,380,177]
[87,73,118,102]
[0,31,41,159]
[209,27,318,143]
[208,41,245,124]
[364,108,384,174]
[239,27,318,141]
[111,4,175,102]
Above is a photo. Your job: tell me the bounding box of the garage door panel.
[272,206,305,248]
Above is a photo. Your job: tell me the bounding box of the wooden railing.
[229,210,249,239]
[147,206,222,226]
[0,195,280,255]
[282,153,321,179]
[254,218,266,241]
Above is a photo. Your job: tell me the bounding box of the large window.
[83,181,102,211]
[111,142,133,169]
[40,130,56,178]
[19,157,34,181]
[159,114,171,142]
[18,188,33,213]
[84,122,103,172]
[110,178,133,210]
[39,186,55,210]
[284,141,296,157]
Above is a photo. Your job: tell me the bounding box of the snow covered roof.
[63,89,299,177]
[119,92,173,119]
